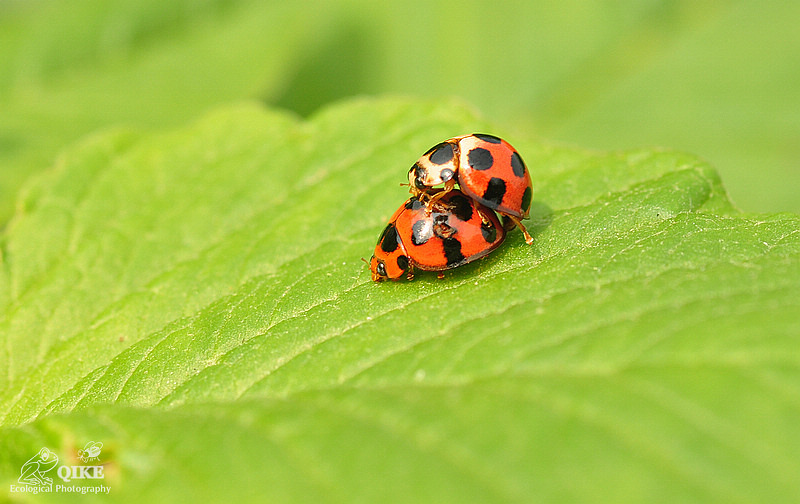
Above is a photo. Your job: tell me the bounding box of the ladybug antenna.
[360,257,369,266]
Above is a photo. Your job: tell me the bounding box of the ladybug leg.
[504,214,534,245]
[424,179,456,213]
[437,272,445,280]
[406,267,415,282]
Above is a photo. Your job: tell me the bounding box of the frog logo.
[18,447,59,488]
[77,441,103,463]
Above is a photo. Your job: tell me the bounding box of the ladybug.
[408,134,534,244]
[369,190,506,282]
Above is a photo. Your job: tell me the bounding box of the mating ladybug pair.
[369,134,533,282]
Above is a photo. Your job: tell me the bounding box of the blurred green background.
[1,0,798,225]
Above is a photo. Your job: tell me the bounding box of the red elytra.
[408,133,533,244]
[369,190,506,282]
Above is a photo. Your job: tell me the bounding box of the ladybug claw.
[523,230,534,245]
[505,214,534,245]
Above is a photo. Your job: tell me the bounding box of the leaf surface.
[1,98,799,503]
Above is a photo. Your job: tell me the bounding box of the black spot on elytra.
[442,237,465,266]
[521,186,532,214]
[411,219,433,245]
[468,147,494,171]
[448,194,473,222]
[429,142,454,165]
[474,133,501,144]
[481,219,497,243]
[396,255,409,271]
[440,168,455,182]
[405,197,424,211]
[482,177,506,207]
[379,224,400,253]
[510,151,526,177]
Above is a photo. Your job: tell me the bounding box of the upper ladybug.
[408,134,533,244]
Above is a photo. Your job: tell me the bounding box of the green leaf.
[1,97,799,503]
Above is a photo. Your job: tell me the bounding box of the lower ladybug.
[408,133,534,244]
[369,190,506,282]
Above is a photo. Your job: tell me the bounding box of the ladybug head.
[408,140,459,191]
[369,223,410,282]
[369,254,410,282]
[369,255,389,282]
[408,163,429,191]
